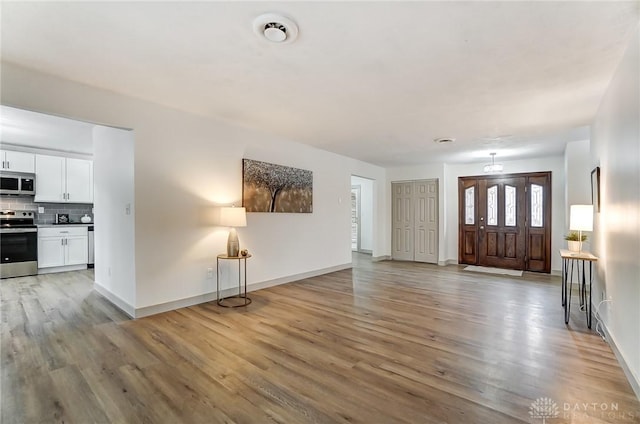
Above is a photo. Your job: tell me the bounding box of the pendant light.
[483,153,503,173]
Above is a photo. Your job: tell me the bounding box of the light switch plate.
[38,207,45,213]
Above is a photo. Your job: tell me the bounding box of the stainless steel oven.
[0,210,38,278]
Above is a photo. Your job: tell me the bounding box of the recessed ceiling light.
[253,13,299,44]
[434,137,455,144]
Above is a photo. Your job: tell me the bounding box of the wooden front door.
[458,172,552,273]
[478,176,526,270]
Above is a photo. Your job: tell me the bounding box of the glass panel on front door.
[487,185,498,226]
[465,186,475,224]
[505,185,516,226]
[531,184,544,227]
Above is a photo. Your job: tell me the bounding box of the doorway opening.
[351,175,374,255]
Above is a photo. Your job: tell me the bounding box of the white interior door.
[393,180,439,263]
[414,180,438,263]
[392,182,414,260]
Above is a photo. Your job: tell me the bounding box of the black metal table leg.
[565,259,574,325]
[587,262,592,328]
[562,258,567,307]
[579,260,587,311]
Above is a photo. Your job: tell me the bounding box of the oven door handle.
[0,228,38,233]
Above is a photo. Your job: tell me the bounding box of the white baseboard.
[39,264,87,274]
[371,255,391,262]
[93,283,136,318]
[439,259,458,266]
[132,262,353,318]
[135,292,218,318]
[595,301,640,401]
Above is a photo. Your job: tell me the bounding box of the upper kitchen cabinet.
[35,154,93,203]
[0,150,35,173]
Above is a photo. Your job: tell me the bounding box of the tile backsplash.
[0,196,93,224]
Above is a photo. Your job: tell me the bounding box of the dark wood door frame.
[458,172,552,273]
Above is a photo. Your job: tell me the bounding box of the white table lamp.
[569,204,593,253]
[220,206,247,257]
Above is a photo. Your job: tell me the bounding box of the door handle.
[480,226,485,230]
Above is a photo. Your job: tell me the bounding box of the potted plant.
[565,231,587,252]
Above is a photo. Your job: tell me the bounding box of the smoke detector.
[253,13,299,44]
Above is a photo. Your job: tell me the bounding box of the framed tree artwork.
[591,166,600,213]
[242,159,313,213]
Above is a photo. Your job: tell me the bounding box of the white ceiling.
[1,1,638,167]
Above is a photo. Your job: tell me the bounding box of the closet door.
[415,180,438,263]
[392,182,414,260]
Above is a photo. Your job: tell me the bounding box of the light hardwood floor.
[2,256,639,423]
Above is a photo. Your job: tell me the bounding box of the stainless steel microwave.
[0,172,36,196]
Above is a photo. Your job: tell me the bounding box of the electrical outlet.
[38,206,45,214]
[207,267,214,279]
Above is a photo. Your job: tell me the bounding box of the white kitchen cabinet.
[65,235,89,265]
[35,154,93,203]
[38,226,89,269]
[34,155,65,202]
[38,237,66,268]
[65,158,93,203]
[0,150,35,173]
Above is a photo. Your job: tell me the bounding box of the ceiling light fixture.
[483,152,503,173]
[253,13,299,44]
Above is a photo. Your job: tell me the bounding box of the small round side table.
[216,253,252,307]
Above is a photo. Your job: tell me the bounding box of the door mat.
[463,265,523,277]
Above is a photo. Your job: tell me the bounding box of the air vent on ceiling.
[434,137,455,144]
[253,13,299,44]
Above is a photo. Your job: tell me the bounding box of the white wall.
[92,125,136,314]
[1,62,388,315]
[351,175,374,252]
[564,139,592,228]
[591,25,640,393]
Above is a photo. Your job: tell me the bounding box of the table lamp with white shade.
[569,204,593,253]
[220,206,247,257]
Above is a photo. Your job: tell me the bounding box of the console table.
[216,254,252,308]
[560,249,598,328]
